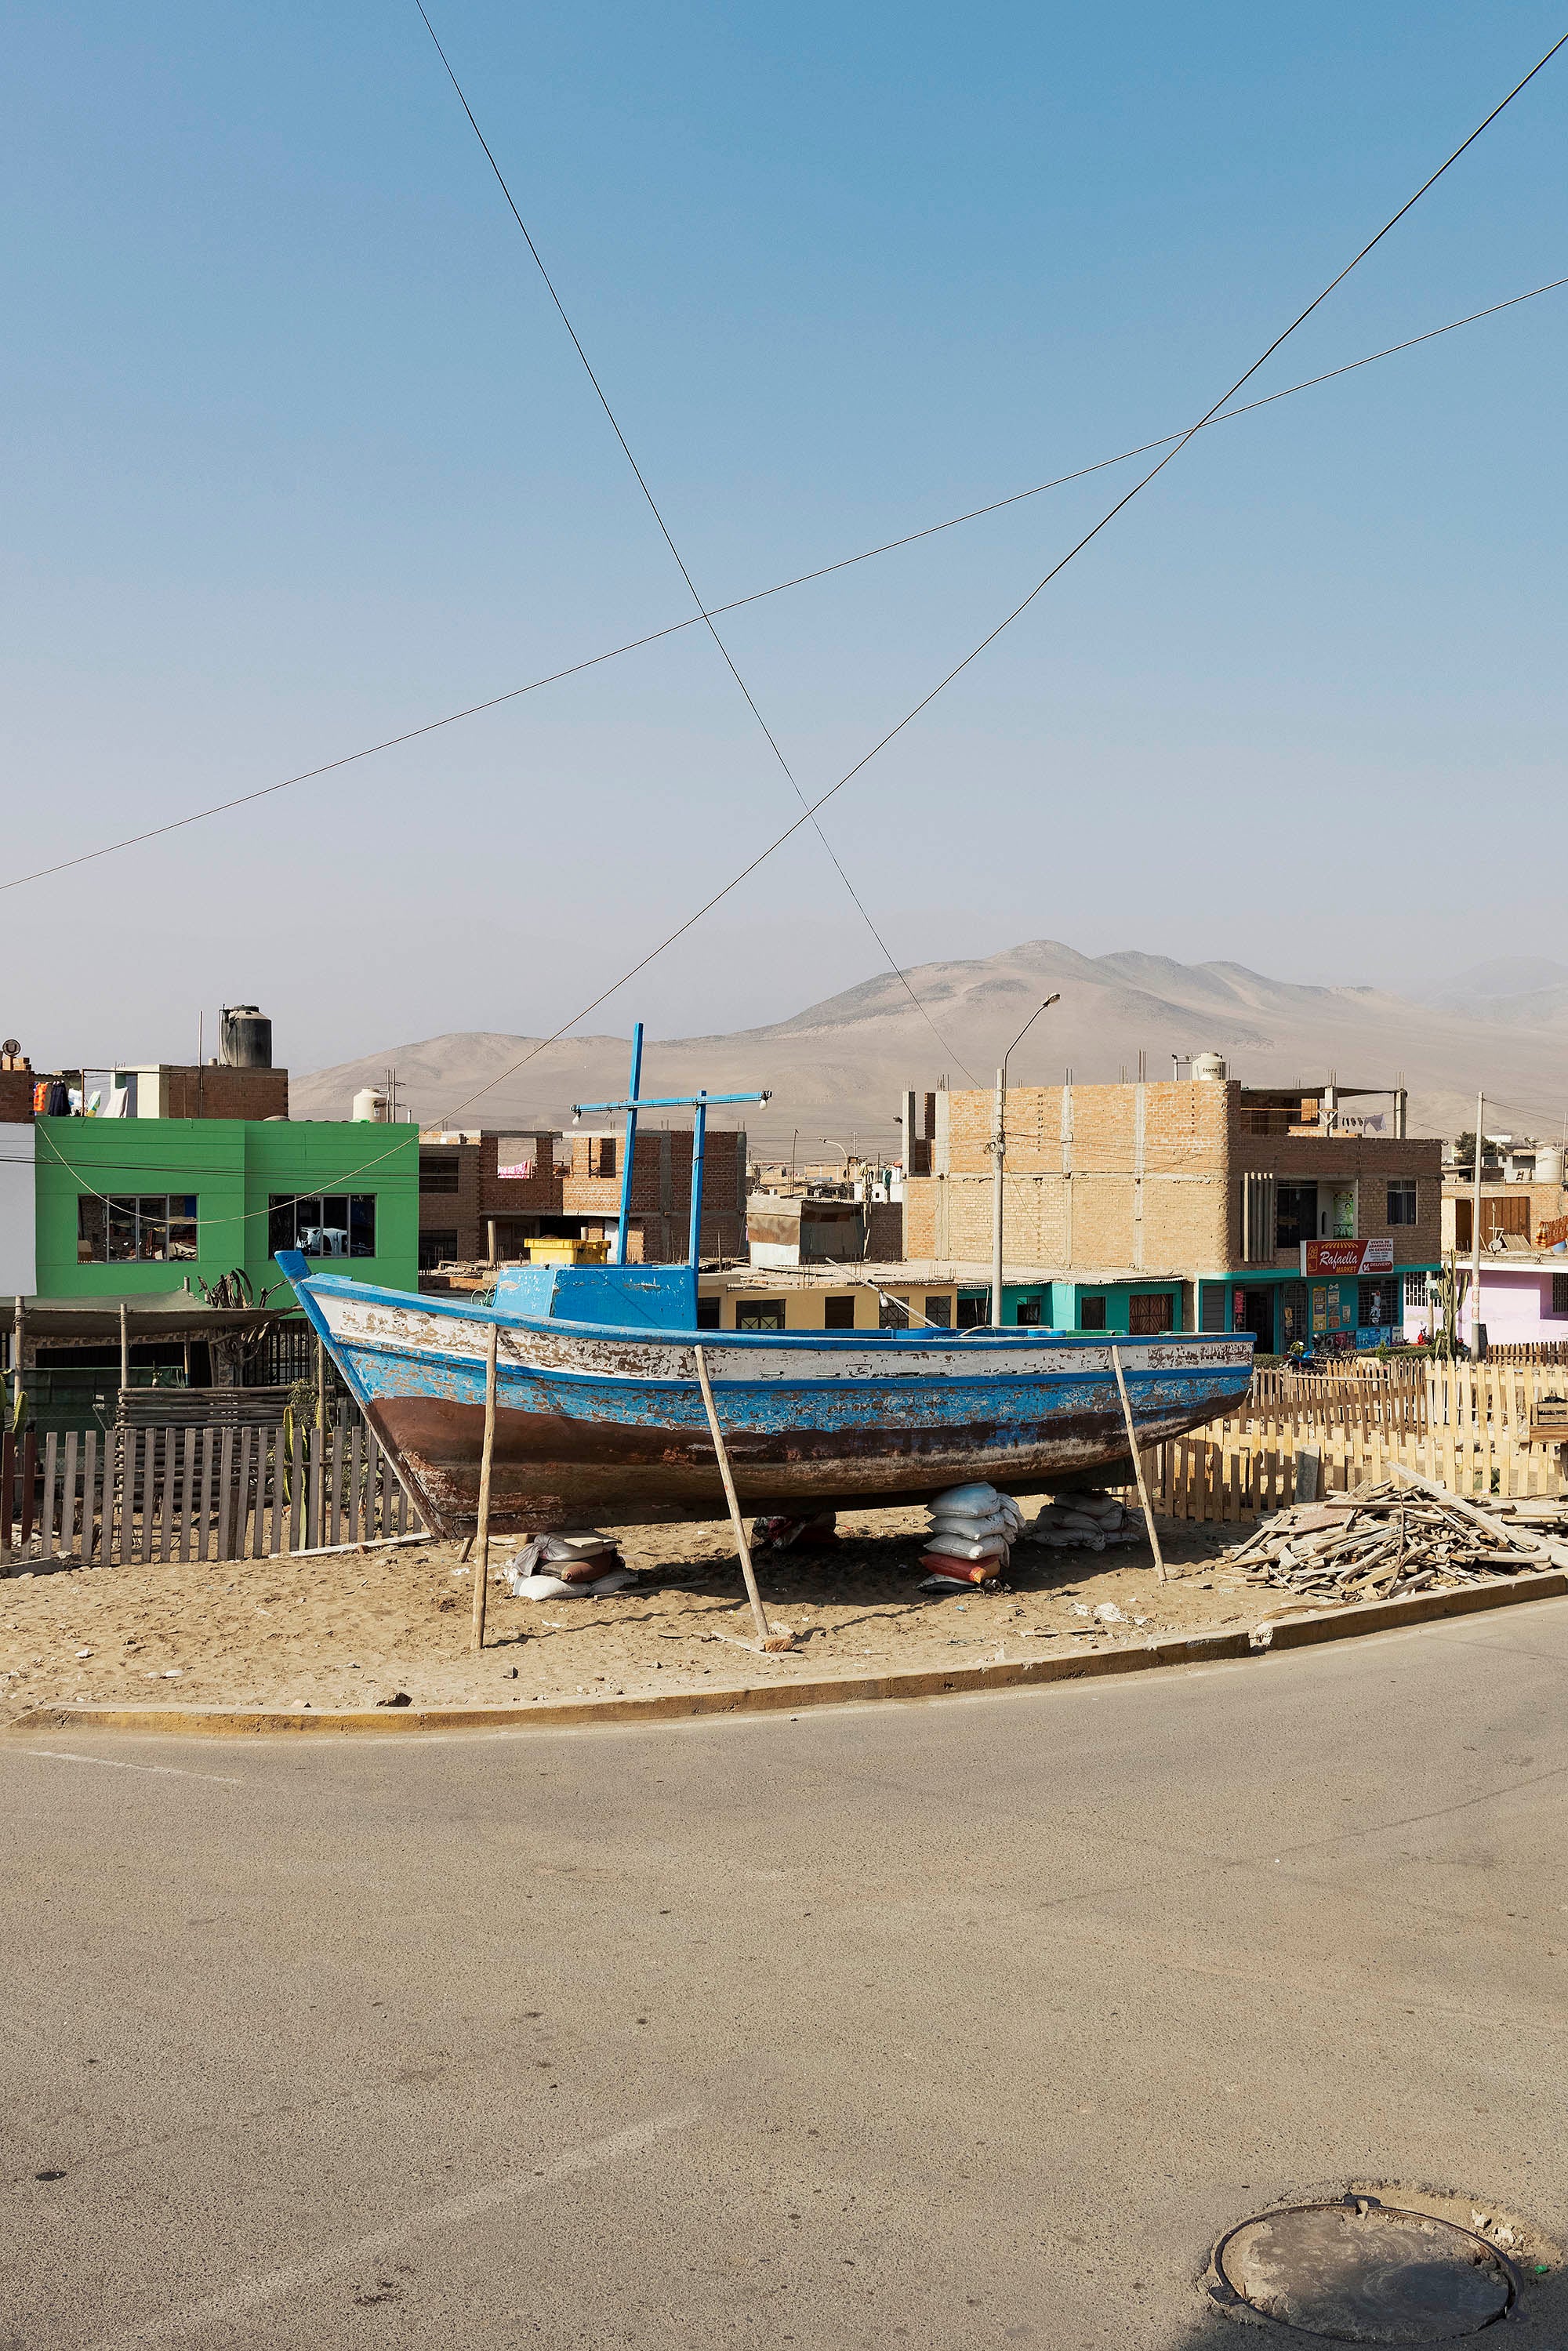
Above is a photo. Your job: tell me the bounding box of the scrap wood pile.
[1218,1469,1568,1605]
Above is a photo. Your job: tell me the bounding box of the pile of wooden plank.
[1216,1467,1568,1605]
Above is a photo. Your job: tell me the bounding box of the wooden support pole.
[694,1344,783,1645]
[119,1300,129,1397]
[471,1321,499,1652]
[1112,1344,1167,1584]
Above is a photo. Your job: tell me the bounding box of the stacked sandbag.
[504,1529,633,1599]
[1026,1490,1145,1551]
[920,1481,1025,1589]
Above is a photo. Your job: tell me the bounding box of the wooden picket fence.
[1248,1359,1430,1435]
[3,1407,426,1569]
[1145,1358,1568,1526]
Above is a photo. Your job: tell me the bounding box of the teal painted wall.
[1065,1282,1183,1334]
[32,1119,419,1301]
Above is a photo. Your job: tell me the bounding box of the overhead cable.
[414,1,980,1083]
[436,27,1568,1126]
[0,270,1560,900]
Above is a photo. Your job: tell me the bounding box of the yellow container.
[524,1236,611,1265]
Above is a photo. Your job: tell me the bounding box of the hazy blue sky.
[5,2,1565,1072]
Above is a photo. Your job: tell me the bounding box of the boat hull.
[292,1275,1254,1536]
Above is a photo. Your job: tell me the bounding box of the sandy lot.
[0,1500,1291,1720]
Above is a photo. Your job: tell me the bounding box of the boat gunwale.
[290,1268,1257,1364]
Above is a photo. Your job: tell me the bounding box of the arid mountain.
[292,939,1568,1155]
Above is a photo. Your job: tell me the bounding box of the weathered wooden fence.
[1145,1359,1568,1526]
[1249,1359,1430,1435]
[4,1408,425,1569]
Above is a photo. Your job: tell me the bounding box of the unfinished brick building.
[418,1125,750,1272]
[901,1068,1441,1351]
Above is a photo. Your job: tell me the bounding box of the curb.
[9,1569,1566,1739]
[1254,1566,1566,1649]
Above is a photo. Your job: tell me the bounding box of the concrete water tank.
[1192,1050,1229,1083]
[220,1005,273,1068]
[352,1087,389,1123]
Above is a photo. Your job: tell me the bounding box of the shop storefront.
[1196,1239,1432,1355]
[1300,1237,1400,1351]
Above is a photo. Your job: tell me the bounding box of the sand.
[0,1500,1283,1722]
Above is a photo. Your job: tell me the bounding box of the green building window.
[270,1194,376,1260]
[1079,1295,1108,1330]
[78,1195,198,1264]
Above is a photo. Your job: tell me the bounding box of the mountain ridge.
[291,938,1566,1153]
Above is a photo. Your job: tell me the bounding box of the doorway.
[1235,1288,1276,1351]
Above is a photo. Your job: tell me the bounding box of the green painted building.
[32,1116,419,1304]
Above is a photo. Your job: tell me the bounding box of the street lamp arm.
[1001,993,1062,1077]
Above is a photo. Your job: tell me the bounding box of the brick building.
[0,1049,286,1123]
[417,1125,750,1273]
[901,1068,1441,1351]
[1440,1158,1568,1255]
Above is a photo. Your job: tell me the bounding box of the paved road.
[7,1603,1568,2349]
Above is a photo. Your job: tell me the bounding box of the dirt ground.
[0,1499,1299,1721]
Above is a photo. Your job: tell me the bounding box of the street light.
[992,995,1060,1328]
[820,1137,851,1170]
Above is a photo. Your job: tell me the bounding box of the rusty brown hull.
[371,1391,1167,1534]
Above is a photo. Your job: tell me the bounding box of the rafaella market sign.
[1300,1238,1396,1276]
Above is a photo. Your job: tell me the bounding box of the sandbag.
[918,1556,1001,1586]
[508,1531,619,1580]
[551,1555,624,1585]
[928,1507,1012,1540]
[506,1566,637,1600]
[931,1481,1004,1516]
[923,1529,1008,1563]
[1064,1496,1123,1527]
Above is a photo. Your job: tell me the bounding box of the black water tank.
[220,1005,273,1068]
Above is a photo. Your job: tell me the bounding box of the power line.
[436,27,1568,1127]
[414,2,979,1084]
[4,269,1563,902]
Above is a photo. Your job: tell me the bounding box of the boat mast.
[612,1023,644,1266]
[572,1043,770,1271]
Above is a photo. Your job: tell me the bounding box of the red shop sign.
[1301,1238,1396,1276]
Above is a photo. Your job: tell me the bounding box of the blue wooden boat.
[281,1255,1251,1537]
[278,1032,1252,1537]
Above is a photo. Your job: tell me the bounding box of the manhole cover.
[1212,2197,1516,2342]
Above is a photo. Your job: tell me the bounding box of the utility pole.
[990,996,1060,1327]
[1470,1088,1486,1361]
[991,1064,1006,1330]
